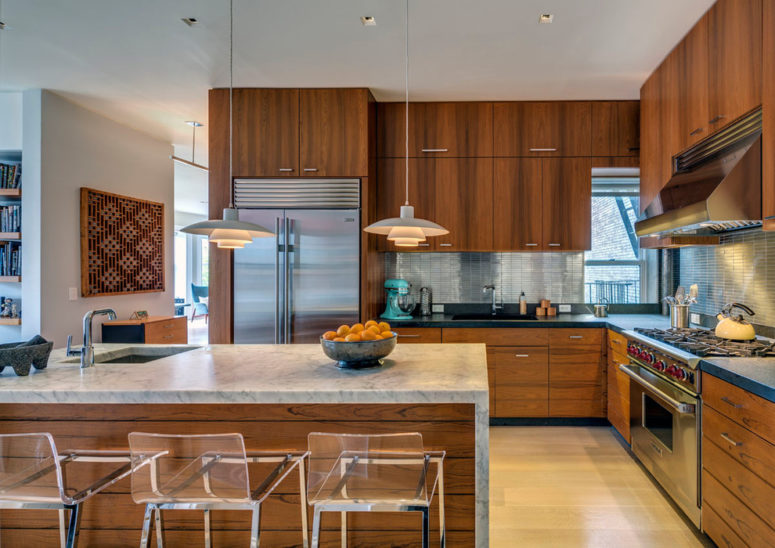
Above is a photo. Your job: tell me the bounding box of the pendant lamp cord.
[404,0,410,206]
[228,0,235,209]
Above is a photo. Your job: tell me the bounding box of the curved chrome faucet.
[67,308,117,368]
[482,284,503,315]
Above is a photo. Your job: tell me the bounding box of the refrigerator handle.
[274,217,281,344]
[284,217,291,344]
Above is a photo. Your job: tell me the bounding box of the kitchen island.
[0,343,489,547]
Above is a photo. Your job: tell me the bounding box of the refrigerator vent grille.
[234,179,360,209]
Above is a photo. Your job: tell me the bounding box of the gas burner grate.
[633,327,775,358]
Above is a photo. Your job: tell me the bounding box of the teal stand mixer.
[381,279,415,320]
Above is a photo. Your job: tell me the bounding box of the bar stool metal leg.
[154,508,165,547]
[249,505,261,548]
[438,459,446,548]
[299,456,309,548]
[341,512,347,548]
[311,506,323,548]
[59,509,67,548]
[203,509,212,548]
[140,503,154,548]
[65,504,82,548]
[421,507,429,548]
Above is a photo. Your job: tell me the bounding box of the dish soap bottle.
[519,291,527,315]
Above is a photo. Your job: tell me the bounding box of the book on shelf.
[0,242,21,276]
[0,205,20,232]
[0,162,21,189]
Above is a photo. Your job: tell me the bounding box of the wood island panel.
[0,403,476,547]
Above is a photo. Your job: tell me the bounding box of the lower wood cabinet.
[492,347,549,417]
[606,330,630,442]
[701,374,775,547]
[395,327,442,344]
[548,329,605,418]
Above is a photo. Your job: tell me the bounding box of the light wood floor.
[490,427,708,547]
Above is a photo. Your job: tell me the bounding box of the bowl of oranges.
[321,321,396,369]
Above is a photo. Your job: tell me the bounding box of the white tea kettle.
[715,303,756,341]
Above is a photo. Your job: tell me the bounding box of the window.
[584,178,643,303]
[200,237,210,286]
[173,231,187,300]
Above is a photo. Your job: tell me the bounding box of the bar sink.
[63,345,200,364]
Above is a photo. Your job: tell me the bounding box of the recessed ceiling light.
[185,121,204,127]
[181,17,198,27]
[360,16,376,26]
[539,14,554,24]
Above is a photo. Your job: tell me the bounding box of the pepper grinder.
[420,287,432,316]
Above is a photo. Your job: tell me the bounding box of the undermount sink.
[63,345,200,364]
[451,313,539,321]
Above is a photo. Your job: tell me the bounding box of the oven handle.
[618,364,696,415]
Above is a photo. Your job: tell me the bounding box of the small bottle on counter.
[519,291,527,315]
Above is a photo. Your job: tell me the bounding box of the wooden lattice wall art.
[80,187,165,297]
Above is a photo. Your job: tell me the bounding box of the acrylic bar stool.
[0,432,135,548]
[128,432,309,548]
[306,432,445,548]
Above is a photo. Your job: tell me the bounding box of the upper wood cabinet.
[764,0,775,231]
[708,0,762,133]
[232,89,299,177]
[377,102,493,157]
[300,89,370,177]
[493,159,543,250]
[494,102,592,157]
[679,12,711,149]
[591,101,640,157]
[639,71,662,215]
[542,158,592,251]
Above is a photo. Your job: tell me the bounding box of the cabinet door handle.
[529,147,557,152]
[514,354,530,358]
[569,335,583,339]
[689,127,704,136]
[421,148,448,153]
[278,168,294,172]
[398,334,421,338]
[708,115,726,124]
[720,396,743,409]
[163,334,174,339]
[417,243,430,247]
[303,168,318,172]
[439,243,453,247]
[611,339,622,345]
[548,243,561,247]
[720,433,742,447]
[525,243,539,247]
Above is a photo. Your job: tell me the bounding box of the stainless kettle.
[593,298,608,318]
[715,303,756,340]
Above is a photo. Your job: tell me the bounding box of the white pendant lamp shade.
[181,208,274,247]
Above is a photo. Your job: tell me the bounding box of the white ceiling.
[0,0,715,214]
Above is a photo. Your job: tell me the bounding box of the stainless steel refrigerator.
[233,179,360,344]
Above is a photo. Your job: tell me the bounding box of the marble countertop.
[0,343,489,406]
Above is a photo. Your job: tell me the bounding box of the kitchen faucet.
[482,285,503,315]
[67,308,117,369]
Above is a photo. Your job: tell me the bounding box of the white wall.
[0,93,23,151]
[27,91,174,345]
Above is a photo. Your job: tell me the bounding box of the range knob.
[654,360,666,371]
[666,365,677,376]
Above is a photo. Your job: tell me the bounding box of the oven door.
[619,362,701,527]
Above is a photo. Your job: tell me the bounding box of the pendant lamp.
[363,0,448,246]
[180,0,273,248]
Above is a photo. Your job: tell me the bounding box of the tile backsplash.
[678,229,775,328]
[384,252,585,304]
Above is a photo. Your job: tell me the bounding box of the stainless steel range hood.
[635,109,762,237]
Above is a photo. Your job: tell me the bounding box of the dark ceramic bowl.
[320,333,397,369]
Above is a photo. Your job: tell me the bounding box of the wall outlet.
[558,304,571,313]
[432,304,444,313]
[690,313,701,324]
[68,287,78,301]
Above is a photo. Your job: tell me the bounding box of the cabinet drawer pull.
[525,243,539,247]
[514,354,530,358]
[163,324,174,329]
[398,334,421,338]
[708,115,726,124]
[417,243,430,247]
[569,335,583,339]
[278,168,294,172]
[548,243,561,247]
[303,168,318,172]
[720,433,742,447]
[529,147,557,152]
[421,148,448,153]
[611,339,622,345]
[163,334,174,340]
[439,243,453,247]
[720,396,743,409]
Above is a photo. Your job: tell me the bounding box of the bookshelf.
[0,151,22,338]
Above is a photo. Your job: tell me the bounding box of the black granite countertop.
[391,313,775,403]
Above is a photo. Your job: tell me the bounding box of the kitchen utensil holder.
[670,304,690,329]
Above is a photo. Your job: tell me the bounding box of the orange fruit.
[367,325,381,335]
[360,330,378,341]
[345,333,362,342]
[336,325,351,337]
[365,320,378,328]
[322,331,337,341]
[333,337,346,342]
[378,321,391,332]
[380,330,393,339]
[350,323,365,334]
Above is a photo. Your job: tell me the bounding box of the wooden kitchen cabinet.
[541,158,592,251]
[299,88,370,177]
[639,69,662,215]
[494,101,592,157]
[493,159,543,250]
[395,327,442,343]
[377,102,493,158]
[763,0,775,231]
[606,330,630,442]
[708,0,762,134]
[232,88,299,177]
[433,159,493,251]
[679,13,711,149]
[591,101,639,157]
[548,329,605,418]
[492,347,549,417]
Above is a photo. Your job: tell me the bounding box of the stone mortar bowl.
[320,334,397,369]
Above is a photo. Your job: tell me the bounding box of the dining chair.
[0,432,134,548]
[306,432,445,548]
[128,432,309,548]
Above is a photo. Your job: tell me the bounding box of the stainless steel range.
[618,328,704,527]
